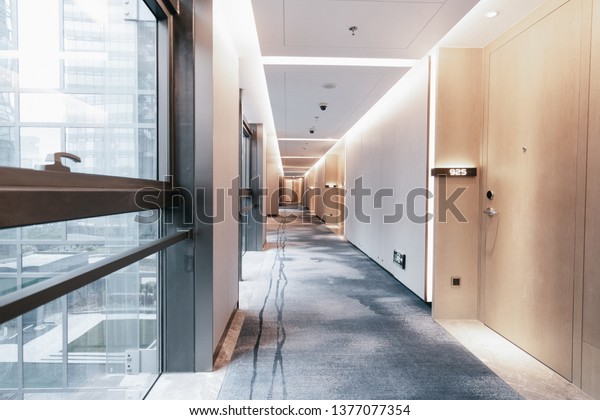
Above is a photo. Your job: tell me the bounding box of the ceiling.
[252,0,479,176]
[248,0,548,177]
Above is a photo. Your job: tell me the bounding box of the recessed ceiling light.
[322,83,337,89]
[485,10,499,18]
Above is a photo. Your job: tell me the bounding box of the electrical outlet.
[451,276,461,287]
[393,250,406,270]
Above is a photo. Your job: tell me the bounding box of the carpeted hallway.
[218,206,520,400]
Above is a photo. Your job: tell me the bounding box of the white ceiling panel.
[253,0,480,59]
[284,0,443,50]
[281,157,321,168]
[285,172,309,177]
[265,65,408,139]
[279,139,338,157]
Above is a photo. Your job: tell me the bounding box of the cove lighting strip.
[263,56,419,68]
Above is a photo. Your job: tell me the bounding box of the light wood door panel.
[583,0,600,396]
[484,0,582,380]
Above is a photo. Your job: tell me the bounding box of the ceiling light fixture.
[485,10,499,18]
[349,25,358,36]
[322,83,337,90]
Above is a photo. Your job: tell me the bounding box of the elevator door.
[483,0,582,380]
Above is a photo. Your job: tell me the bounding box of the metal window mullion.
[154,11,170,376]
[60,0,67,164]
[61,125,67,166]
[155,14,171,376]
[16,220,24,396]
[58,0,66,164]
[11,0,19,52]
[103,274,109,375]
[16,313,23,399]
[59,148,68,390]
[62,294,68,390]
[157,17,170,180]
[16,226,22,291]
[13,8,21,170]
[59,0,65,90]
[16,215,24,397]
[157,221,166,373]
[133,14,140,179]
[12,0,25,401]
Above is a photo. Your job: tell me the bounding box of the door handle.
[483,207,498,217]
[37,152,81,172]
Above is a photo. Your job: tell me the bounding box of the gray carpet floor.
[218,207,521,400]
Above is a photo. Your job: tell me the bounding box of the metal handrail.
[0,229,192,325]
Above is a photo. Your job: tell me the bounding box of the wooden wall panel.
[325,155,338,186]
[583,0,600,397]
[582,343,600,398]
[432,48,482,319]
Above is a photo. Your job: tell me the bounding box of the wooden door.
[483,0,583,380]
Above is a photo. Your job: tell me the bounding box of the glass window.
[0,212,159,398]
[0,319,18,395]
[0,229,15,240]
[19,128,62,170]
[22,298,63,389]
[4,251,159,399]
[0,0,158,179]
[0,213,158,291]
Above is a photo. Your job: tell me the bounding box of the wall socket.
[393,250,406,270]
[451,276,461,287]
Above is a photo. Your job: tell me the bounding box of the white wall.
[344,58,430,300]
